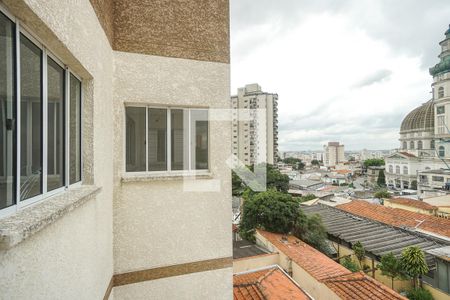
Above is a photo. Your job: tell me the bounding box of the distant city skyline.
[230,0,450,151]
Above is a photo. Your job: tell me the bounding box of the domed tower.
[430,25,450,158]
[399,101,434,154]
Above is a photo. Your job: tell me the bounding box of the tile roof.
[398,151,417,158]
[323,272,407,300]
[388,198,437,211]
[301,204,447,267]
[258,230,405,300]
[258,230,350,281]
[337,200,450,238]
[233,239,270,259]
[233,266,310,300]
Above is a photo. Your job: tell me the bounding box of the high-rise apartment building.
[231,84,278,165]
[324,142,345,167]
[0,0,231,299]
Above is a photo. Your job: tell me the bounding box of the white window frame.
[0,5,83,217]
[124,105,210,176]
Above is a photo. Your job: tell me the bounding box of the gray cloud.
[353,69,392,88]
[231,0,450,68]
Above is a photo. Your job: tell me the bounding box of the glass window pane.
[0,13,15,209]
[191,110,208,170]
[20,34,42,200]
[47,58,64,191]
[69,74,81,184]
[148,108,167,171]
[171,109,189,171]
[125,107,146,172]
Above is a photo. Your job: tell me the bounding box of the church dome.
[400,100,434,133]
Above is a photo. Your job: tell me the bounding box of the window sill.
[121,171,213,183]
[0,185,101,250]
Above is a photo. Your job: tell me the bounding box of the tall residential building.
[0,1,231,299]
[231,84,278,165]
[324,142,345,167]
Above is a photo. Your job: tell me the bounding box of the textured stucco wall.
[113,51,232,273]
[113,268,232,300]
[88,0,230,63]
[0,0,114,298]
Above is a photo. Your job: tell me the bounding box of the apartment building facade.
[323,142,345,167]
[231,84,278,165]
[0,0,232,299]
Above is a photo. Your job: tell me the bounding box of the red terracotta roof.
[323,272,407,300]
[398,151,416,158]
[258,230,406,300]
[388,198,437,211]
[337,200,450,238]
[258,230,350,281]
[233,266,310,300]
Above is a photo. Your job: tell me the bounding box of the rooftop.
[420,168,450,175]
[337,200,450,239]
[323,272,407,300]
[233,266,311,300]
[399,100,434,133]
[233,239,271,260]
[258,230,350,281]
[387,198,437,211]
[301,204,449,266]
[257,230,405,300]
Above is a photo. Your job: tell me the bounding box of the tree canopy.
[352,241,366,268]
[377,169,386,187]
[378,252,406,289]
[239,189,300,239]
[374,189,391,199]
[311,159,321,166]
[232,164,290,196]
[364,159,385,167]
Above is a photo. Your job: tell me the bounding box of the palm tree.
[400,246,429,288]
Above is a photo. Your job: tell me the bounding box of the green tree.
[297,194,316,203]
[364,159,385,167]
[406,288,434,300]
[311,159,320,166]
[266,164,290,193]
[282,157,305,170]
[411,180,418,190]
[377,169,386,187]
[232,170,244,196]
[341,256,360,272]
[239,189,301,240]
[401,246,429,289]
[293,213,329,253]
[378,252,406,289]
[374,189,391,199]
[352,241,366,268]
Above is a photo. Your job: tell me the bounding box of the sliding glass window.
[0,6,83,214]
[20,34,42,201]
[47,58,65,191]
[125,106,209,173]
[0,12,15,210]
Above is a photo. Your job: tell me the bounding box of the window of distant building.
[439,146,446,158]
[418,141,423,150]
[437,105,445,114]
[437,116,446,134]
[125,107,208,172]
[403,166,408,175]
[389,165,393,173]
[433,176,444,182]
[410,141,415,149]
[0,9,83,214]
[431,140,435,149]
[438,86,445,98]
[403,141,407,149]
[396,166,400,174]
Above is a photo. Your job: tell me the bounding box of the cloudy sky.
[230,0,450,151]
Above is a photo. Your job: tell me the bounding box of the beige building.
[0,0,232,299]
[231,84,278,165]
[386,26,450,194]
[323,142,345,167]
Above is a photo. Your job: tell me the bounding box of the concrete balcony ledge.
[0,185,101,250]
[121,172,213,183]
